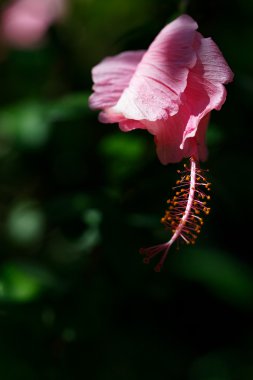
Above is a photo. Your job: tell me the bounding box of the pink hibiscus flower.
[1,0,66,49]
[89,14,233,270]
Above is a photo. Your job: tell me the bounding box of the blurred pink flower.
[89,14,233,164]
[1,0,65,48]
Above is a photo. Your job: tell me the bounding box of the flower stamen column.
[140,157,211,271]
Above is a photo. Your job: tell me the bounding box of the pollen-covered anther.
[140,157,211,271]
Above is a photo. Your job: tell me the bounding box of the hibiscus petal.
[98,110,146,132]
[112,14,198,121]
[198,35,234,85]
[182,113,210,161]
[180,34,234,150]
[88,50,145,110]
[98,108,146,132]
[146,110,210,165]
[195,113,210,161]
[145,114,188,165]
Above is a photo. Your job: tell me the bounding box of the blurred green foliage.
[0,0,253,379]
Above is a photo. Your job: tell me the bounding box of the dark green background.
[0,0,252,379]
